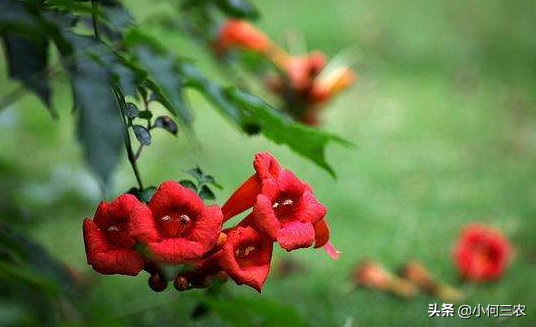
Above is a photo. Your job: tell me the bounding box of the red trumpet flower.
[223,151,332,252]
[83,194,145,275]
[129,181,223,264]
[252,169,326,251]
[453,223,513,282]
[216,19,272,54]
[219,226,273,292]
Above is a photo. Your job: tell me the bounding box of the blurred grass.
[2,0,536,326]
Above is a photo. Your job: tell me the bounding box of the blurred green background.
[1,0,536,326]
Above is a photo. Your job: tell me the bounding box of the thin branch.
[113,85,145,191]
[91,0,100,39]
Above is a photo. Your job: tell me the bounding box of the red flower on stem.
[83,194,145,275]
[129,181,223,264]
[216,19,272,54]
[219,226,273,292]
[223,152,333,253]
[453,223,513,282]
[252,169,326,251]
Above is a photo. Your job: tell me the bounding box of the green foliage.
[226,88,353,177]
[0,224,82,327]
[182,166,222,200]
[1,34,53,114]
[205,295,308,327]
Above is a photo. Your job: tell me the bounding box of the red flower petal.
[219,226,273,292]
[147,238,207,263]
[252,194,281,239]
[276,169,311,195]
[217,20,271,53]
[253,152,282,180]
[149,180,205,219]
[293,190,327,225]
[222,174,261,221]
[313,218,330,248]
[83,219,145,275]
[188,205,224,250]
[276,220,315,251]
[129,203,160,243]
[222,152,282,221]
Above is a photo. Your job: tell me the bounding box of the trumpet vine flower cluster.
[83,152,338,292]
[215,19,356,125]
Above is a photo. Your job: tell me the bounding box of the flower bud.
[353,260,417,299]
[174,275,191,292]
[399,261,463,302]
[148,272,168,292]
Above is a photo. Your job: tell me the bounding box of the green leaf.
[180,63,245,124]
[125,29,192,125]
[199,185,215,200]
[1,33,56,117]
[0,224,80,298]
[60,33,125,185]
[133,124,151,145]
[203,175,223,189]
[205,295,308,327]
[226,88,352,177]
[216,0,259,19]
[153,115,178,136]
[179,62,350,176]
[179,179,198,192]
[186,166,204,182]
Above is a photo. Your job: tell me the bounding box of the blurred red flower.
[129,181,223,264]
[216,19,271,54]
[266,51,356,125]
[219,226,273,292]
[453,223,513,282]
[83,194,145,275]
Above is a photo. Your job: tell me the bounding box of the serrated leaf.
[216,0,259,19]
[1,34,55,116]
[179,180,198,192]
[60,33,124,185]
[153,115,178,135]
[133,124,151,145]
[226,88,353,177]
[125,102,139,118]
[199,185,215,200]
